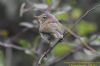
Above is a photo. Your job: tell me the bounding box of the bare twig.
[5,45,12,66]
[38,39,61,65]
[71,4,100,29]
[19,2,34,17]
[38,48,51,65]
[4,39,13,66]
[65,5,100,53]
[0,41,27,51]
[47,45,83,66]
[0,41,38,55]
[64,4,100,53]
[65,26,96,52]
[47,35,98,66]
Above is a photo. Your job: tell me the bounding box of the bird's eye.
[42,15,47,19]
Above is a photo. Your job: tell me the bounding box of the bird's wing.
[48,23,64,38]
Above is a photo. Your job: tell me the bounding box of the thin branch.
[0,41,38,55]
[19,2,34,17]
[65,27,96,53]
[0,42,27,51]
[5,45,12,66]
[38,39,61,65]
[71,4,100,29]
[47,45,83,66]
[47,35,98,66]
[65,5,100,53]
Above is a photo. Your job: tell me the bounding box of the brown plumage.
[35,12,65,44]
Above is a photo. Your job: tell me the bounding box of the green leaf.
[52,43,72,57]
[71,8,82,19]
[32,36,40,49]
[44,0,52,5]
[55,11,69,21]
[76,21,97,36]
[0,51,4,66]
[19,39,30,48]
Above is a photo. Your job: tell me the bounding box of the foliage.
[55,11,69,21]
[76,21,97,36]
[71,8,82,19]
[0,51,4,66]
[0,0,100,66]
[52,43,72,57]
[19,39,31,48]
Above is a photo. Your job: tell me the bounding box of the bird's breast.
[39,23,49,33]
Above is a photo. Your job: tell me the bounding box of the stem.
[71,5,100,29]
[38,39,61,65]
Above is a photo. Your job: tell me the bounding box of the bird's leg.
[40,33,50,43]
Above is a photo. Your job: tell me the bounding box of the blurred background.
[0,0,100,66]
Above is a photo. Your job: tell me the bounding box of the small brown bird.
[34,11,65,45]
[34,11,96,52]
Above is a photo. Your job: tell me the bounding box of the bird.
[34,11,65,46]
[34,11,96,52]
[34,11,96,65]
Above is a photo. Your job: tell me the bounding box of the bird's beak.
[34,16,38,19]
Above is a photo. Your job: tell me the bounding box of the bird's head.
[34,12,58,24]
